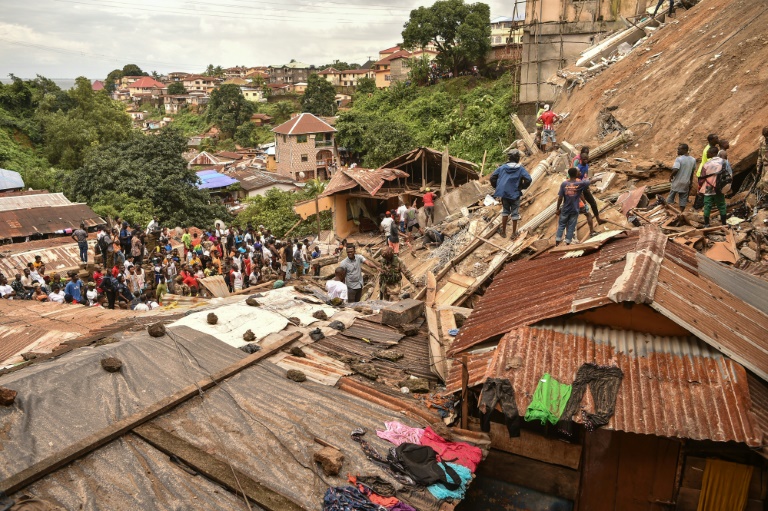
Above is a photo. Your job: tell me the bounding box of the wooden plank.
[425,303,447,381]
[447,273,476,287]
[199,275,230,298]
[0,331,302,495]
[510,114,540,155]
[435,282,467,306]
[425,271,436,306]
[470,422,582,470]
[134,423,306,511]
[476,449,578,501]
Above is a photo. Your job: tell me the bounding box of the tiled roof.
[318,67,340,75]
[444,322,762,445]
[375,50,412,65]
[380,45,401,54]
[127,77,167,89]
[91,80,104,91]
[272,113,336,135]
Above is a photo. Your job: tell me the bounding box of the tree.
[105,69,122,92]
[204,64,215,76]
[235,188,331,238]
[355,77,377,95]
[167,82,187,95]
[273,101,296,123]
[67,128,227,227]
[234,121,257,147]
[402,0,491,76]
[301,74,336,117]
[121,64,146,77]
[304,178,327,197]
[408,56,431,86]
[336,111,414,168]
[206,84,255,139]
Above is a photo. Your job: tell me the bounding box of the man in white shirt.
[325,267,348,302]
[48,284,65,303]
[0,276,15,299]
[380,211,394,241]
[396,201,408,233]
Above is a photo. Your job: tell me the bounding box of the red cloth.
[539,110,557,130]
[347,476,399,508]
[420,426,482,473]
[423,192,436,207]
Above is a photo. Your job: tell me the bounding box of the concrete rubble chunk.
[207,313,218,325]
[740,246,758,262]
[373,349,404,361]
[313,446,344,476]
[245,297,261,307]
[397,377,430,394]
[399,323,421,336]
[243,329,256,342]
[148,323,166,338]
[240,343,261,354]
[0,387,17,406]
[286,369,307,382]
[100,357,123,373]
[350,363,378,380]
[381,299,425,327]
[289,346,306,357]
[312,310,328,320]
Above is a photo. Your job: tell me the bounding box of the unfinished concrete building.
[519,0,649,122]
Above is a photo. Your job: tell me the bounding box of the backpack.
[715,167,733,194]
[394,443,460,490]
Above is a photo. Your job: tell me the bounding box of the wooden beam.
[510,114,540,155]
[134,423,306,511]
[460,354,469,430]
[0,331,302,495]
[440,146,449,197]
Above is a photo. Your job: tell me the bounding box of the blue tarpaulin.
[0,169,24,191]
[196,170,239,190]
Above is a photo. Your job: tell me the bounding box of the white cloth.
[326,280,348,301]
[397,205,408,222]
[0,284,14,298]
[381,217,394,234]
[134,303,150,311]
[48,291,65,303]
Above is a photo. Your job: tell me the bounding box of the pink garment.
[420,426,483,473]
[375,421,425,446]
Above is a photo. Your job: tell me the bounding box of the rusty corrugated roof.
[446,322,763,445]
[0,241,94,277]
[0,193,72,212]
[0,204,104,239]
[342,318,404,346]
[320,167,409,198]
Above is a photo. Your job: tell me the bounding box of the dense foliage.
[336,74,515,170]
[235,187,332,238]
[301,74,336,117]
[206,84,255,138]
[67,128,227,227]
[402,0,491,75]
[167,82,187,95]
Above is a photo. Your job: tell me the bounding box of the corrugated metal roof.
[446,322,762,445]
[0,193,71,212]
[0,204,104,239]
[0,241,92,277]
[196,170,239,190]
[342,318,404,346]
[229,169,299,191]
[695,252,768,315]
[0,169,24,191]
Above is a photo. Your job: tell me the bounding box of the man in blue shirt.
[556,168,601,245]
[64,274,84,304]
[490,150,533,239]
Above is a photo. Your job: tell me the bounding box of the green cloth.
[524,373,572,425]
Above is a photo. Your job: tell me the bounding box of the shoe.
[703,223,710,228]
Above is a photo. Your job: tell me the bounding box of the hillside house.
[167,72,189,82]
[163,95,188,114]
[374,50,411,88]
[272,113,337,182]
[317,67,341,86]
[222,77,248,86]
[290,82,308,94]
[490,15,524,47]
[268,61,311,85]
[91,80,104,91]
[127,77,167,98]
[223,66,248,79]
[250,113,273,126]
[119,75,144,88]
[339,69,375,87]
[265,83,290,96]
[183,75,218,93]
[228,168,302,198]
[241,87,265,102]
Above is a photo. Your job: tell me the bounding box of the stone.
[373,349,404,361]
[240,343,261,354]
[207,313,218,325]
[397,377,430,394]
[328,320,345,331]
[20,353,38,361]
[148,323,166,338]
[313,446,344,476]
[350,363,378,380]
[289,346,306,357]
[381,299,425,327]
[399,323,421,336]
[101,357,123,373]
[0,386,17,406]
[243,329,256,342]
[312,310,328,321]
[286,369,307,382]
[309,328,325,341]
[245,297,261,307]
[740,246,758,262]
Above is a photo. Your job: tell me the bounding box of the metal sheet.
[696,252,768,315]
[447,322,762,445]
[0,204,104,239]
[0,193,71,212]
[342,318,404,346]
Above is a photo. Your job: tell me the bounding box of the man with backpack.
[699,146,731,227]
[490,149,532,239]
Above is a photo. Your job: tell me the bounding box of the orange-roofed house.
[272,113,337,182]
[91,80,105,91]
[374,49,411,89]
[127,77,168,98]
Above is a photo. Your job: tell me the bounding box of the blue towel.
[427,462,472,500]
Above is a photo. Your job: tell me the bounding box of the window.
[282,135,287,143]
[385,75,391,81]
[297,134,308,143]
[301,154,308,162]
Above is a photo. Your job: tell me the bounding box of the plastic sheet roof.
[445,321,763,445]
[0,169,24,191]
[195,169,239,190]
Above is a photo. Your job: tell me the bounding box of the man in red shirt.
[422,188,437,226]
[536,105,559,152]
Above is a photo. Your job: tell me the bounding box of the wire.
[178,0,412,13]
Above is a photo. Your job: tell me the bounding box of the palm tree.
[304,178,328,198]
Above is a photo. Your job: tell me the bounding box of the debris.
[398,322,421,336]
[240,343,261,354]
[381,299,425,327]
[147,323,166,338]
[328,320,345,331]
[286,369,307,382]
[245,297,261,307]
[289,346,306,358]
[312,310,328,321]
[100,357,123,373]
[93,337,119,347]
[0,386,17,406]
[207,313,218,325]
[309,328,325,341]
[372,349,404,361]
[313,446,344,476]
[397,377,430,394]
[740,246,758,262]
[350,362,378,380]
[243,329,256,342]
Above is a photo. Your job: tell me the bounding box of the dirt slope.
[553,0,768,170]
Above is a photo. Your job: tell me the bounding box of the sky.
[0,0,521,79]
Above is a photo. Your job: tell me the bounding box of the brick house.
[268,61,311,85]
[272,113,337,182]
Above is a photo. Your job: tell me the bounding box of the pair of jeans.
[78,241,88,263]
[479,378,521,437]
[653,0,673,15]
[666,190,689,208]
[557,363,624,435]
[556,212,578,243]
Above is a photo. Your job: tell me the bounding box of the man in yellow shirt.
[696,133,719,178]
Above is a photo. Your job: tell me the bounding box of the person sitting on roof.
[0,276,16,299]
[326,267,348,303]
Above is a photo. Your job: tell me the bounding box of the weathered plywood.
[476,449,579,501]
[470,422,582,470]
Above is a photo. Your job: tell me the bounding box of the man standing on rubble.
[556,168,600,245]
[422,188,437,226]
[666,143,697,211]
[490,149,532,239]
[696,134,719,179]
[573,147,605,227]
[72,223,89,264]
[339,244,380,303]
[537,105,559,152]
[700,146,729,227]
[378,247,416,301]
